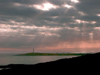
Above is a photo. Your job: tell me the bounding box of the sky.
[0,0,100,53]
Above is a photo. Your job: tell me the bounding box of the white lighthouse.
[33,48,34,54]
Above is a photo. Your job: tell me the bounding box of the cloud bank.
[0,0,100,53]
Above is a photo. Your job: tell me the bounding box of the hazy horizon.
[0,0,100,53]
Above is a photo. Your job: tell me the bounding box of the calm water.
[0,53,78,65]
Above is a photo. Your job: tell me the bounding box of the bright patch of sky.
[33,2,59,11]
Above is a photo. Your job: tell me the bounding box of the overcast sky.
[0,0,100,53]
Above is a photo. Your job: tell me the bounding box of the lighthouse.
[33,48,34,54]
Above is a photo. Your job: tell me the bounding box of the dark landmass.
[0,52,100,74]
[16,52,91,56]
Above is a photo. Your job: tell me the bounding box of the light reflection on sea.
[0,53,78,65]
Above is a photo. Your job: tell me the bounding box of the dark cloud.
[0,0,100,52]
[75,0,100,28]
[0,4,41,17]
[0,0,45,5]
[76,0,100,15]
[57,28,90,42]
[79,16,100,21]
[48,0,71,6]
[0,0,71,5]
[0,0,78,27]
[0,31,60,48]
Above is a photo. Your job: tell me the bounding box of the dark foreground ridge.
[0,52,100,74]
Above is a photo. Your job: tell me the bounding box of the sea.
[0,53,78,65]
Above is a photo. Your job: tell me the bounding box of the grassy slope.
[17,52,91,56]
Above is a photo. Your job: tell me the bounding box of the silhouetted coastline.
[0,52,100,74]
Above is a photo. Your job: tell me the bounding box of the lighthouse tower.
[33,48,34,54]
